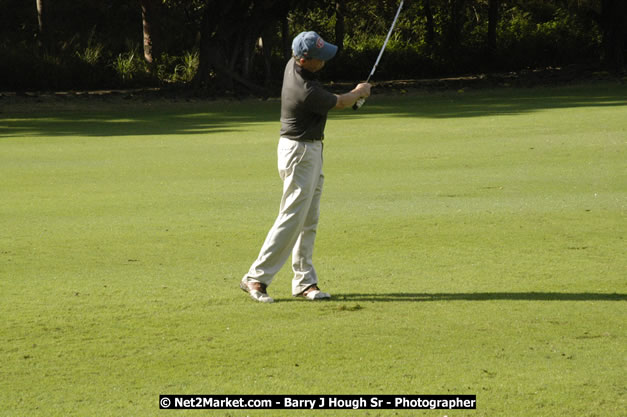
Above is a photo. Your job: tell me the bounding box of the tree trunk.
[192,0,269,94]
[335,1,345,53]
[141,0,160,66]
[241,32,255,80]
[195,25,234,89]
[281,14,291,60]
[444,0,466,64]
[35,0,50,51]
[449,0,465,46]
[194,4,218,88]
[36,0,44,36]
[229,32,243,72]
[260,34,273,87]
[424,0,435,52]
[487,0,498,59]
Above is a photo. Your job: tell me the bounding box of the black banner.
[159,395,476,410]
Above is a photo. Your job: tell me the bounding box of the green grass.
[1,82,625,416]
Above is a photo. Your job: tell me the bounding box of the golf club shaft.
[353,0,404,110]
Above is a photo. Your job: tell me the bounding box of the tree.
[423,0,436,52]
[443,0,468,65]
[335,0,345,53]
[35,0,51,51]
[2,0,621,91]
[192,0,301,93]
[140,0,161,66]
[193,0,273,93]
[598,0,626,70]
[573,0,626,70]
[486,0,498,58]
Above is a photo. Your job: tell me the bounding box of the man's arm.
[334,83,372,110]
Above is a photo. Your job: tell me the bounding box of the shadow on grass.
[0,101,279,138]
[345,83,627,120]
[332,292,627,302]
[1,82,626,138]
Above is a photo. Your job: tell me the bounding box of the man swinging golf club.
[240,31,371,303]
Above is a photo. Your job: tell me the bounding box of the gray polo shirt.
[279,58,338,141]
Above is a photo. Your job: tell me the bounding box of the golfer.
[240,31,371,303]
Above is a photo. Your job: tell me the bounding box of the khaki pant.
[243,137,324,296]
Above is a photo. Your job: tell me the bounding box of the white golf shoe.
[240,279,274,303]
[296,284,331,301]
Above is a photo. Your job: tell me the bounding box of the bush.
[76,43,104,66]
[495,7,601,70]
[112,51,143,82]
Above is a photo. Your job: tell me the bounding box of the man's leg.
[291,169,324,296]
[242,139,322,289]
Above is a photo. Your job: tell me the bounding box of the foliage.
[0,0,623,91]
[112,51,144,82]
[76,44,104,66]
[174,51,200,82]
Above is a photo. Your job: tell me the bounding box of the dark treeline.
[1,0,625,92]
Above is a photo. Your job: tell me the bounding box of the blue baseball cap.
[292,31,338,61]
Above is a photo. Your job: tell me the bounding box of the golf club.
[353,0,405,110]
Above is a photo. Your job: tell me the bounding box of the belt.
[280,136,323,143]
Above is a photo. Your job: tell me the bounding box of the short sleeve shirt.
[279,58,338,141]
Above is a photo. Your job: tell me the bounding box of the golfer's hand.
[335,83,372,110]
[356,82,372,98]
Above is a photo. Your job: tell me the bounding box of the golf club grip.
[353,98,366,110]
